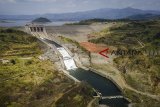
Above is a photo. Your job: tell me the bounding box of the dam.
[26,24,77,70]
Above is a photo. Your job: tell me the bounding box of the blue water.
[69,68,121,96]
[69,68,129,107]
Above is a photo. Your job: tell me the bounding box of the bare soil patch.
[80,42,107,53]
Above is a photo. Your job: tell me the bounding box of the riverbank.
[89,67,131,102]
[89,62,160,105]
[26,24,159,106]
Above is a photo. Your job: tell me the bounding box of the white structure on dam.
[57,47,77,70]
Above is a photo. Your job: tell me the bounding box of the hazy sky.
[0,0,160,15]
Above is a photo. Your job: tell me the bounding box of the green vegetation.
[0,28,92,107]
[89,19,160,106]
[56,82,94,107]
[0,28,47,106]
[0,28,58,107]
[123,88,160,107]
[0,28,42,57]
[127,14,160,20]
[90,20,160,48]
[0,57,59,107]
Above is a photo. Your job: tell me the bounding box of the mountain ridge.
[0,7,160,21]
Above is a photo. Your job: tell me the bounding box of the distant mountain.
[127,13,160,20]
[32,17,51,23]
[0,7,160,21]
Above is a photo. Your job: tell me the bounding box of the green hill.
[89,19,160,106]
[0,28,93,107]
[32,17,51,23]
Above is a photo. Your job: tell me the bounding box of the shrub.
[10,59,16,65]
[25,60,33,65]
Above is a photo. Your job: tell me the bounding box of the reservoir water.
[44,39,130,107]
[0,20,77,27]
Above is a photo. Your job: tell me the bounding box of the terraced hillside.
[0,28,93,107]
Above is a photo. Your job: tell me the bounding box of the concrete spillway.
[29,29,77,70]
[57,47,77,70]
[41,38,77,70]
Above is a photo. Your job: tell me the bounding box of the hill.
[127,13,160,20]
[89,19,160,106]
[0,28,93,107]
[32,17,51,23]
